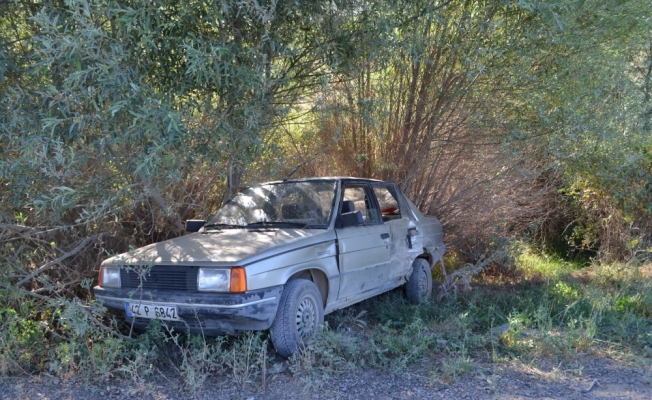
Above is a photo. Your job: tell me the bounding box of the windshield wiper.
[246,221,309,229]
[202,223,246,232]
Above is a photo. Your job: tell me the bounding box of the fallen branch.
[14,233,104,288]
[581,379,600,393]
[437,254,494,300]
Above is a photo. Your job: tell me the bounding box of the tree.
[0,0,366,353]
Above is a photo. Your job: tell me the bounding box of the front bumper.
[93,285,283,335]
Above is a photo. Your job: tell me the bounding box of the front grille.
[120,265,198,291]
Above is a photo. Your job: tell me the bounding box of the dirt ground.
[2,355,650,400]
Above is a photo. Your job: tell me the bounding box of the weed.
[440,355,475,383]
[227,332,268,388]
[117,349,157,397]
[330,308,368,332]
[477,367,502,394]
[369,318,435,371]
[164,333,226,394]
[289,324,358,388]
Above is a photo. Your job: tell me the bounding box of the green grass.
[516,249,584,279]
[317,251,652,379]
[3,250,651,392]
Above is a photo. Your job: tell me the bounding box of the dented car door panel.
[335,223,391,300]
[385,217,421,280]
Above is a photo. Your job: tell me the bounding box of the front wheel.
[405,258,433,304]
[270,279,324,358]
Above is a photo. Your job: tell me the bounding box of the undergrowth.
[2,252,651,392]
[269,253,652,387]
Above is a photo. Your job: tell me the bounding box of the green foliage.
[0,305,47,374]
[499,0,652,259]
[1,0,651,387]
[263,0,652,259]
[368,318,435,370]
[0,1,369,378]
[1,0,360,228]
[4,252,651,388]
[1,288,128,377]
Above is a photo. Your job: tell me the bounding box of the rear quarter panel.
[403,195,446,263]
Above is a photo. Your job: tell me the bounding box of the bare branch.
[14,234,105,288]
[0,223,61,239]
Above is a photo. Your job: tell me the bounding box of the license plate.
[125,302,180,321]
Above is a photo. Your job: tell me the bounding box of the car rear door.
[372,183,423,280]
[334,182,391,300]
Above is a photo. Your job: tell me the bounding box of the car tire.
[406,258,433,304]
[270,279,324,358]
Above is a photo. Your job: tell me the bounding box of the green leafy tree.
[0,0,365,367]
[499,0,652,259]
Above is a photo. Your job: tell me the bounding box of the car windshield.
[206,180,337,229]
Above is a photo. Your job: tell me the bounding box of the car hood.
[102,228,335,266]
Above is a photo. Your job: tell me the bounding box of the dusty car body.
[94,177,445,356]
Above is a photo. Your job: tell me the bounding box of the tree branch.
[0,223,61,239]
[14,233,104,288]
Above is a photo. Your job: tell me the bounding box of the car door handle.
[380,233,390,239]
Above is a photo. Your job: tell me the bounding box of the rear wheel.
[270,279,324,358]
[406,258,433,303]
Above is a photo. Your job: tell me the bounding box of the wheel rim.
[295,294,317,339]
[418,267,429,298]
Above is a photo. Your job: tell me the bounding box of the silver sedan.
[94,177,445,357]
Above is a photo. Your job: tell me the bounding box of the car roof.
[260,176,387,185]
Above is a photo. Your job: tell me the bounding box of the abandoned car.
[94,177,445,357]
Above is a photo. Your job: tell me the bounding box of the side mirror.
[337,211,363,228]
[185,220,206,233]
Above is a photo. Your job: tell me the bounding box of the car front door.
[334,183,391,301]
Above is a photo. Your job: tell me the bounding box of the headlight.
[99,266,121,288]
[198,268,230,292]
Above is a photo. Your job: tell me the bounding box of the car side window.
[373,186,402,222]
[342,185,380,225]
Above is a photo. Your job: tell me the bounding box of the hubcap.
[295,295,317,338]
[418,268,429,297]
